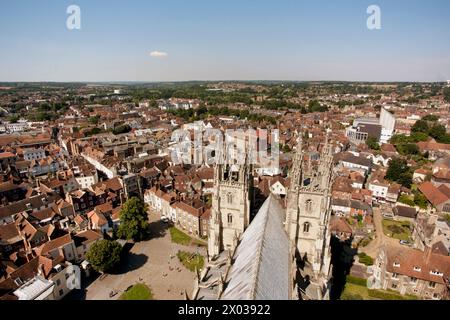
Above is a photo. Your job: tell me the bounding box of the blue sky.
[0,0,449,82]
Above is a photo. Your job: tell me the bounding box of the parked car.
[399,240,411,246]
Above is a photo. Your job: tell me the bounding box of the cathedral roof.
[221,195,291,300]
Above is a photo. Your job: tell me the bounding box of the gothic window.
[227,213,233,224]
[303,222,311,233]
[306,199,313,213]
[227,193,233,204]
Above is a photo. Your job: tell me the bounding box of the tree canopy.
[411,120,429,134]
[366,136,380,150]
[386,158,413,188]
[444,87,450,103]
[86,239,122,273]
[117,197,150,241]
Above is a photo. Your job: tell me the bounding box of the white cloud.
[149,51,168,58]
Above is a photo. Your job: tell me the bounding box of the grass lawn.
[382,219,411,241]
[169,227,192,245]
[341,281,418,300]
[177,250,204,272]
[119,284,153,300]
[341,283,370,300]
[169,227,207,247]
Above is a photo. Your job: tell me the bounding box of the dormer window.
[413,266,421,272]
[393,262,400,267]
[430,270,443,276]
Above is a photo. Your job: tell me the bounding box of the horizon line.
[0,79,449,85]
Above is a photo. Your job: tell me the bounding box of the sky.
[0,0,449,82]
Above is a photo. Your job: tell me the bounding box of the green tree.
[413,192,428,209]
[410,132,428,142]
[386,158,412,188]
[366,136,380,150]
[88,116,100,125]
[411,120,429,134]
[113,124,132,135]
[399,143,419,155]
[86,239,122,273]
[429,124,446,140]
[282,144,291,152]
[422,114,439,122]
[444,87,450,103]
[117,197,149,241]
[8,115,20,123]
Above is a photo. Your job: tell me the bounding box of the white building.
[13,276,55,300]
[73,166,98,189]
[368,180,389,201]
[379,108,396,144]
[0,120,30,133]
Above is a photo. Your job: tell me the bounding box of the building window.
[392,273,398,279]
[65,273,70,280]
[227,193,233,204]
[227,214,233,224]
[59,289,64,296]
[410,277,417,284]
[391,283,397,289]
[306,199,313,213]
[429,281,436,288]
[303,222,310,233]
[56,279,61,286]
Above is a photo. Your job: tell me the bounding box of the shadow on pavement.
[112,253,149,275]
[147,219,169,240]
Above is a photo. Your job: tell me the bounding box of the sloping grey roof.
[221,195,290,300]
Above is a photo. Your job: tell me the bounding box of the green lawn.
[341,283,370,300]
[119,284,153,300]
[169,227,207,247]
[169,227,192,245]
[177,250,204,272]
[382,219,411,241]
[341,278,418,300]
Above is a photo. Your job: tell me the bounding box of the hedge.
[368,289,418,300]
[358,252,374,266]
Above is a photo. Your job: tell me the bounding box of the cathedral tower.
[285,134,334,299]
[208,163,253,258]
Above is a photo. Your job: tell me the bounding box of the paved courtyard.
[84,213,206,300]
[362,207,404,258]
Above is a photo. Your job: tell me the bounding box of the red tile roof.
[418,182,449,206]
